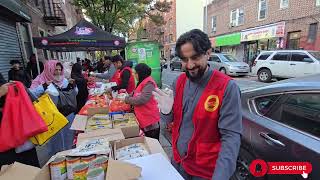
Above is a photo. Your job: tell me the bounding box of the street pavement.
[159,66,269,160]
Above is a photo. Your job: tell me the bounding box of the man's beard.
[185,65,207,82]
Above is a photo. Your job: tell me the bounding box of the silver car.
[209,53,250,76]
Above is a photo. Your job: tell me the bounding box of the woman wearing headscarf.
[29,60,77,161]
[124,63,160,140]
[71,63,88,113]
[30,60,76,98]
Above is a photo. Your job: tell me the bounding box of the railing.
[42,0,66,26]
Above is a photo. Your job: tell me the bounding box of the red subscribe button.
[249,159,312,178]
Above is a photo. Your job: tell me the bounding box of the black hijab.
[71,63,84,80]
[134,63,152,86]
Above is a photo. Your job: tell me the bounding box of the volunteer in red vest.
[153,29,242,180]
[108,55,135,94]
[124,63,160,140]
[91,56,119,83]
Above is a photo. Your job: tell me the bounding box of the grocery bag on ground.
[0,82,48,152]
[30,93,68,145]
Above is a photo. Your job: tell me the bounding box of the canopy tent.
[33,19,126,52]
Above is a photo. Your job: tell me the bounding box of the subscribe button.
[249,159,312,178]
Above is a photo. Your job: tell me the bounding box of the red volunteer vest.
[133,76,160,129]
[172,70,231,179]
[118,67,135,94]
[110,69,120,83]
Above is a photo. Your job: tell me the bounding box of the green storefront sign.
[215,32,241,47]
[125,41,162,88]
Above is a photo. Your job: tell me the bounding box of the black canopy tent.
[33,19,126,51]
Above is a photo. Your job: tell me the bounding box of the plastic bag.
[0,82,48,152]
[30,94,68,145]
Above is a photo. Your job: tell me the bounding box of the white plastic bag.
[15,140,35,153]
[45,83,59,96]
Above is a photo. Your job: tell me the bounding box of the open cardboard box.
[76,128,125,147]
[70,114,139,139]
[112,137,169,161]
[0,162,41,180]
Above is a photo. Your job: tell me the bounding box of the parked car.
[252,50,320,82]
[209,53,250,76]
[170,57,182,71]
[231,75,320,180]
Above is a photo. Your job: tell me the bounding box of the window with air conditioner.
[211,16,217,33]
[280,0,289,9]
[258,0,267,20]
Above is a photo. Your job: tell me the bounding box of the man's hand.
[152,88,174,114]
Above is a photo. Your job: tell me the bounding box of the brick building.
[162,0,177,60]
[26,0,84,63]
[206,0,320,63]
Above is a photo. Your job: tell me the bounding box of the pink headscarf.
[30,60,65,89]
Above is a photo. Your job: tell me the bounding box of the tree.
[73,0,171,37]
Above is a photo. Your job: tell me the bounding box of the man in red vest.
[109,55,135,94]
[153,29,242,180]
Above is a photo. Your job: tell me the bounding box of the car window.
[309,52,320,61]
[210,55,220,62]
[254,95,281,115]
[290,52,310,62]
[258,52,273,60]
[271,52,290,61]
[223,55,239,62]
[266,93,320,138]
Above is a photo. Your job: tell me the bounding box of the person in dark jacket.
[26,54,44,79]
[8,60,31,87]
[0,73,40,169]
[71,63,88,113]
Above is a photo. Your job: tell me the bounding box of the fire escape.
[42,0,66,26]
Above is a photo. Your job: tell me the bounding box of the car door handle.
[290,63,296,65]
[269,62,275,64]
[259,132,286,148]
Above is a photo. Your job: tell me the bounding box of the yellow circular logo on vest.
[204,95,219,112]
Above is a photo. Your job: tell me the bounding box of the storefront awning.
[215,32,241,47]
[0,0,31,22]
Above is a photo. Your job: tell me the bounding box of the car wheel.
[230,148,265,180]
[258,69,272,83]
[220,68,226,74]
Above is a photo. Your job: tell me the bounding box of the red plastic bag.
[0,82,48,152]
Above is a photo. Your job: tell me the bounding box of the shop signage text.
[241,22,285,42]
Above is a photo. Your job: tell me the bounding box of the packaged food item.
[71,138,111,156]
[87,167,105,180]
[50,157,67,180]
[73,163,89,180]
[66,156,81,179]
[92,155,109,171]
[109,100,131,112]
[116,143,149,160]
[81,155,96,168]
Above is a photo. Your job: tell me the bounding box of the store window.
[308,23,318,43]
[258,0,267,20]
[287,31,301,49]
[211,16,217,33]
[280,0,289,9]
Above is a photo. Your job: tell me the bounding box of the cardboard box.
[76,128,125,147]
[0,162,40,180]
[113,137,169,160]
[70,113,140,138]
[87,107,109,117]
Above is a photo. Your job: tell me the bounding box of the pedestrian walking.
[153,29,242,180]
[8,60,31,87]
[26,54,44,79]
[71,63,88,113]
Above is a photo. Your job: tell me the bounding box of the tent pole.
[27,23,41,76]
